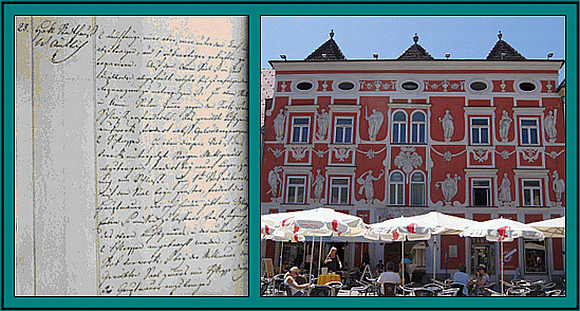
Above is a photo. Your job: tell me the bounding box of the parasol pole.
[308,237,315,284]
[500,240,504,296]
[279,241,284,274]
[318,236,323,275]
[432,238,437,281]
[401,240,405,286]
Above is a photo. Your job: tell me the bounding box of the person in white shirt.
[284,267,313,296]
[452,264,470,296]
[376,262,401,295]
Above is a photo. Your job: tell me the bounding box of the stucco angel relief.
[394,147,423,175]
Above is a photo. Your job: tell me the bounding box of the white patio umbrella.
[266,208,369,284]
[528,216,565,238]
[366,216,438,285]
[460,218,545,295]
[409,211,479,281]
[261,221,305,274]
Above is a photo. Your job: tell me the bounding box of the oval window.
[470,81,488,91]
[296,81,313,91]
[519,82,536,92]
[338,81,355,91]
[402,81,419,91]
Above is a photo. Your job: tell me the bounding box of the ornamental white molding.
[544,150,564,159]
[312,149,329,158]
[431,147,466,162]
[521,148,541,163]
[268,147,285,158]
[332,146,354,162]
[394,146,423,175]
[471,148,492,163]
[290,146,308,160]
[495,149,517,160]
[356,146,387,160]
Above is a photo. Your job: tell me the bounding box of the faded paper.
[15,16,248,296]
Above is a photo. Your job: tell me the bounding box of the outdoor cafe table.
[317,274,341,285]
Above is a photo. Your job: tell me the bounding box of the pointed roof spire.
[486,31,526,60]
[305,30,346,61]
[396,33,434,60]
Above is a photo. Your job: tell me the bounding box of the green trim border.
[2,2,578,310]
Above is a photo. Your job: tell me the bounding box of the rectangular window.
[524,240,546,273]
[522,180,542,206]
[411,122,426,143]
[330,177,349,204]
[472,179,491,206]
[286,177,306,204]
[520,119,539,145]
[291,117,310,143]
[334,117,353,143]
[389,173,404,205]
[471,118,489,145]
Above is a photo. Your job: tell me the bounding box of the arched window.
[410,171,425,206]
[389,172,404,205]
[392,111,407,143]
[411,111,426,144]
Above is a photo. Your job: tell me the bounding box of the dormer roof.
[486,31,526,60]
[396,33,434,60]
[305,30,347,61]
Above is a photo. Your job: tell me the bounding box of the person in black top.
[324,247,342,273]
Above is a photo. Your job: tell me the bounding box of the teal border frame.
[2,2,578,310]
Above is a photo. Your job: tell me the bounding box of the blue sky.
[261,16,565,81]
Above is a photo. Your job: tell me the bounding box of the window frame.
[522,179,543,207]
[410,171,426,206]
[329,177,350,205]
[519,117,540,146]
[410,111,427,144]
[392,110,408,144]
[290,116,311,143]
[470,117,490,145]
[388,171,405,205]
[471,178,492,207]
[286,176,307,204]
[334,116,354,144]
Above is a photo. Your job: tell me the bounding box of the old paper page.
[15,16,248,296]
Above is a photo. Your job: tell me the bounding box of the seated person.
[452,264,470,296]
[375,260,385,274]
[469,265,491,296]
[284,267,313,296]
[376,262,401,295]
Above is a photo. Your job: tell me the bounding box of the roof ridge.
[486,31,526,60]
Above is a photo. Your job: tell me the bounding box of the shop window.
[291,117,310,143]
[520,119,539,146]
[524,240,546,273]
[392,111,407,143]
[522,180,542,206]
[334,117,353,143]
[330,177,349,205]
[471,118,490,145]
[389,172,404,205]
[472,179,491,206]
[410,171,425,206]
[286,177,306,204]
[411,111,426,144]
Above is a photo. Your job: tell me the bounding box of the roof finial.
[498,30,503,40]
[413,33,419,43]
[330,29,334,39]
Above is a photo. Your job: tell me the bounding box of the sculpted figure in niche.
[267,166,283,200]
[552,170,565,204]
[365,108,384,141]
[544,110,558,143]
[357,169,384,204]
[439,110,454,142]
[316,109,330,140]
[498,173,512,205]
[312,169,325,202]
[499,110,512,142]
[274,109,285,141]
[435,173,461,204]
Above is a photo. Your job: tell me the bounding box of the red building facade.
[261,32,565,281]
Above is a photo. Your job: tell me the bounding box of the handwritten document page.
[15,16,248,296]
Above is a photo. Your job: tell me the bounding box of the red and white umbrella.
[528,216,565,238]
[460,218,545,295]
[366,216,438,285]
[261,221,305,242]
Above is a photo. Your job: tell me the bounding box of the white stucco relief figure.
[267,166,283,201]
[499,110,512,142]
[357,169,384,204]
[552,170,565,206]
[544,109,558,143]
[290,146,308,160]
[394,146,423,175]
[273,109,285,141]
[365,108,384,141]
[316,109,330,140]
[498,173,512,206]
[311,169,325,203]
[435,173,461,205]
[439,110,454,142]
